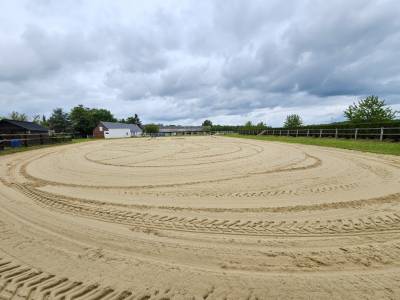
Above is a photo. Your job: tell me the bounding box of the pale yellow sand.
[1,136,400,299]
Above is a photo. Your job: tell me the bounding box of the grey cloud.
[0,25,98,82]
[0,0,400,126]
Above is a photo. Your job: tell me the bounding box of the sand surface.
[1,136,400,299]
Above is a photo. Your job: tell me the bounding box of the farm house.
[93,121,143,138]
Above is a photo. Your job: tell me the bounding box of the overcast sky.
[1,0,400,126]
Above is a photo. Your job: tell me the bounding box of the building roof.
[100,121,142,132]
[0,119,48,132]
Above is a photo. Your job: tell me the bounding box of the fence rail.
[238,127,400,141]
[0,133,72,150]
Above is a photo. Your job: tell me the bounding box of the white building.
[93,121,143,139]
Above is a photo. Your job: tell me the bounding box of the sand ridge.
[1,136,400,299]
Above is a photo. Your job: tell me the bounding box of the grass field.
[0,138,92,156]
[226,134,400,156]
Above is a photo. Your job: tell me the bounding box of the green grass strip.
[225,134,400,156]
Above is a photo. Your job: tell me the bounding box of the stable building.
[93,121,143,139]
[159,126,206,136]
[0,119,49,134]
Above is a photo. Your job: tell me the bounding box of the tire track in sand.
[0,255,176,300]
[11,183,400,237]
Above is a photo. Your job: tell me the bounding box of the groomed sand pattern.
[1,136,400,299]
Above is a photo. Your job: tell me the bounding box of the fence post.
[380,127,384,141]
[287,130,289,136]
[23,134,28,147]
[354,128,358,140]
[296,129,298,137]
[307,130,310,137]
[272,129,275,135]
[335,128,338,139]
[319,129,322,138]
[279,130,281,136]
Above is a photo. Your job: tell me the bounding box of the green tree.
[70,105,116,136]
[91,108,116,126]
[244,121,253,127]
[9,111,28,121]
[284,114,303,128]
[40,115,49,127]
[126,114,142,127]
[256,121,267,127]
[202,120,213,127]
[70,105,92,136]
[144,124,160,134]
[48,108,71,132]
[344,95,398,123]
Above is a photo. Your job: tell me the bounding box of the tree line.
[204,95,398,130]
[1,105,143,136]
[1,95,398,134]
[281,95,398,128]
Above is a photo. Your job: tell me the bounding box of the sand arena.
[1,136,400,299]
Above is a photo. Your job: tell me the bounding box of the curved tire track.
[11,183,400,237]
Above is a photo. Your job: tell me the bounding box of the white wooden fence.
[242,127,400,141]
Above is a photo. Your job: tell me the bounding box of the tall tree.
[202,120,213,127]
[91,108,116,126]
[244,121,253,127]
[283,114,303,128]
[48,108,71,132]
[344,95,398,123]
[70,105,116,136]
[126,114,142,127]
[70,105,93,136]
[8,111,28,121]
[40,115,49,127]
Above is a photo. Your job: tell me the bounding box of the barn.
[159,126,206,136]
[93,121,143,139]
[0,119,49,134]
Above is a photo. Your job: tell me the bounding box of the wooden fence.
[0,133,72,151]
[239,127,400,141]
